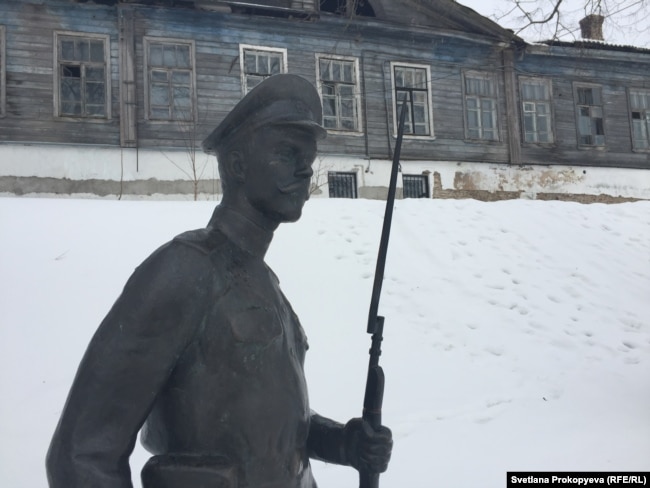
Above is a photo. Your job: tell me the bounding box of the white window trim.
[315,53,363,135]
[390,61,435,139]
[0,26,6,118]
[628,88,650,152]
[239,44,287,95]
[462,70,500,142]
[519,76,555,145]
[53,30,112,120]
[143,36,197,122]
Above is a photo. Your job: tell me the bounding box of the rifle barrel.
[360,99,408,488]
[367,98,408,333]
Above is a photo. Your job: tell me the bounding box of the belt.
[141,454,237,488]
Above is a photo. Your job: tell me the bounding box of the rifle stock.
[359,100,408,488]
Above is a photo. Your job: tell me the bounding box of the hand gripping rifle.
[360,99,408,488]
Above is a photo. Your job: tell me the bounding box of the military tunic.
[47,205,316,488]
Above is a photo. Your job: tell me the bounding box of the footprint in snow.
[485,346,504,357]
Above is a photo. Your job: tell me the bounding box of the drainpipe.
[502,47,521,166]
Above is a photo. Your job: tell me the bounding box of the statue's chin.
[275,207,303,224]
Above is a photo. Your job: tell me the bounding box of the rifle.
[360,98,408,488]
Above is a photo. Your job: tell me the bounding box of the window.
[575,85,605,146]
[240,45,287,94]
[317,55,361,132]
[144,38,195,121]
[328,171,357,198]
[464,72,498,141]
[520,78,554,144]
[54,32,110,118]
[402,174,429,198]
[629,90,650,151]
[1,26,5,117]
[391,63,433,136]
[320,0,375,16]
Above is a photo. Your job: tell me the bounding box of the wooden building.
[0,0,649,201]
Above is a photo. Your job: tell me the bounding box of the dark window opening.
[576,86,605,147]
[57,35,107,118]
[630,91,650,150]
[328,171,357,198]
[403,174,429,199]
[394,65,430,135]
[320,0,375,17]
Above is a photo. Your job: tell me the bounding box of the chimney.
[579,14,605,41]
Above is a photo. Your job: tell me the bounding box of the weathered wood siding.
[126,6,513,162]
[0,0,648,170]
[0,0,121,145]
[517,46,650,169]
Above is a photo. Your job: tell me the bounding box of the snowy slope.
[1,197,649,488]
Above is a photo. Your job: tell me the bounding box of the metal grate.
[328,171,357,198]
[402,174,429,198]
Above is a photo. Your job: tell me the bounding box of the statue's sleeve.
[46,242,212,488]
[307,412,348,466]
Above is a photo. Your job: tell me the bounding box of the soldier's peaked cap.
[202,74,327,154]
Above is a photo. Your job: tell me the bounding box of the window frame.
[315,53,363,134]
[402,174,430,199]
[462,70,500,142]
[328,171,358,199]
[573,83,606,148]
[239,44,287,95]
[519,76,555,145]
[390,62,434,138]
[1,26,5,118]
[628,88,650,152]
[143,36,197,122]
[53,31,111,120]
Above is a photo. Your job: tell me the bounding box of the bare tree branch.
[489,0,649,46]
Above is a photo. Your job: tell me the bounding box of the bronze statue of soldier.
[46,74,392,488]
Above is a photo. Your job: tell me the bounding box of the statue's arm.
[46,243,211,488]
[307,412,392,473]
[307,412,348,465]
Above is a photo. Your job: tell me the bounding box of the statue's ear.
[225,150,246,184]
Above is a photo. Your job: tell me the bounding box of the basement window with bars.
[402,174,429,198]
[240,45,287,94]
[520,78,554,144]
[630,90,650,151]
[328,171,357,198]
[464,71,498,141]
[55,32,110,118]
[145,38,195,121]
[575,85,605,146]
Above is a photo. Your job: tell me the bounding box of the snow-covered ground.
[1,196,649,487]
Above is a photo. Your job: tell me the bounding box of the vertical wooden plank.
[119,5,137,147]
[502,48,521,165]
[0,25,5,117]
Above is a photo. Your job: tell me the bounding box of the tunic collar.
[208,205,273,258]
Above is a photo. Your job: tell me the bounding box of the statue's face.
[242,125,317,224]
